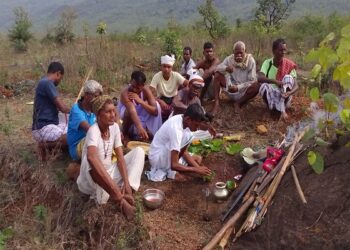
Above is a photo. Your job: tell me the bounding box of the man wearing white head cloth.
[150,55,189,120]
[212,41,259,115]
[172,73,204,115]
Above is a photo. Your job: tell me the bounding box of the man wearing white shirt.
[147,103,212,182]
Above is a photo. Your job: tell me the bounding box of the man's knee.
[214,72,226,87]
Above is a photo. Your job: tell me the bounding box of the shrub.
[8,7,33,52]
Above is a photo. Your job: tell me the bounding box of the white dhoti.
[259,75,294,112]
[77,147,145,204]
[223,74,251,101]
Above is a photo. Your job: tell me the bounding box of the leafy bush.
[54,8,77,44]
[8,7,32,52]
[304,23,350,173]
[160,29,182,60]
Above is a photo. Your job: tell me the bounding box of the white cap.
[189,74,204,87]
[161,55,175,66]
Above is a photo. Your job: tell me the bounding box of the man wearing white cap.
[150,55,188,120]
[172,74,204,115]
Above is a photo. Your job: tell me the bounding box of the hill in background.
[0,0,350,34]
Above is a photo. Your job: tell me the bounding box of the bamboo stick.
[219,226,234,249]
[243,179,257,202]
[75,67,93,103]
[291,164,307,204]
[203,196,255,250]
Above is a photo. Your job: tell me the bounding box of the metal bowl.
[142,188,165,209]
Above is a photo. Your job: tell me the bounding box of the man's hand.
[121,184,135,205]
[128,92,143,104]
[137,126,149,140]
[202,70,212,80]
[228,85,238,93]
[274,80,284,88]
[194,166,212,176]
[281,91,291,98]
[226,65,234,73]
[158,99,171,111]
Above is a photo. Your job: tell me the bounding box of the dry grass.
[0,96,150,249]
[0,22,318,249]
[0,26,312,98]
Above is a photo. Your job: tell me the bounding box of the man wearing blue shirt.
[67,80,103,160]
[32,62,70,145]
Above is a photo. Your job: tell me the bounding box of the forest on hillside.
[1,0,350,33]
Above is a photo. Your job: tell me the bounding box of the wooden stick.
[203,195,255,250]
[75,67,93,103]
[243,179,257,202]
[219,226,234,249]
[221,170,260,222]
[291,164,307,204]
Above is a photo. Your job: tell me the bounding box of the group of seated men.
[31,38,298,219]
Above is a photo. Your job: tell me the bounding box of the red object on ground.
[263,148,285,172]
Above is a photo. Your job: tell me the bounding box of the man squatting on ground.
[212,41,259,115]
[118,70,162,141]
[32,62,70,148]
[77,95,145,220]
[150,55,188,120]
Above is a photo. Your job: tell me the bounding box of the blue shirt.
[32,77,59,130]
[67,102,96,160]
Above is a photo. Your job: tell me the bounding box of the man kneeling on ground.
[118,71,162,141]
[147,103,212,182]
[212,41,259,115]
[77,95,145,220]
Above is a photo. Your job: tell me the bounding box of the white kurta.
[147,115,193,181]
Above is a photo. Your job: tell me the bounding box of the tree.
[198,0,230,39]
[54,7,77,44]
[96,21,107,49]
[254,0,295,32]
[8,7,33,52]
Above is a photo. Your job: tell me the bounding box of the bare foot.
[120,199,136,221]
[66,162,80,181]
[280,112,289,122]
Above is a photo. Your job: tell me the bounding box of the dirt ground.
[233,136,350,250]
[2,89,348,250]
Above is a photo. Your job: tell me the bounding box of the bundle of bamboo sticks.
[203,129,307,250]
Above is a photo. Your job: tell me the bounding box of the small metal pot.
[213,182,229,202]
[142,188,165,209]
